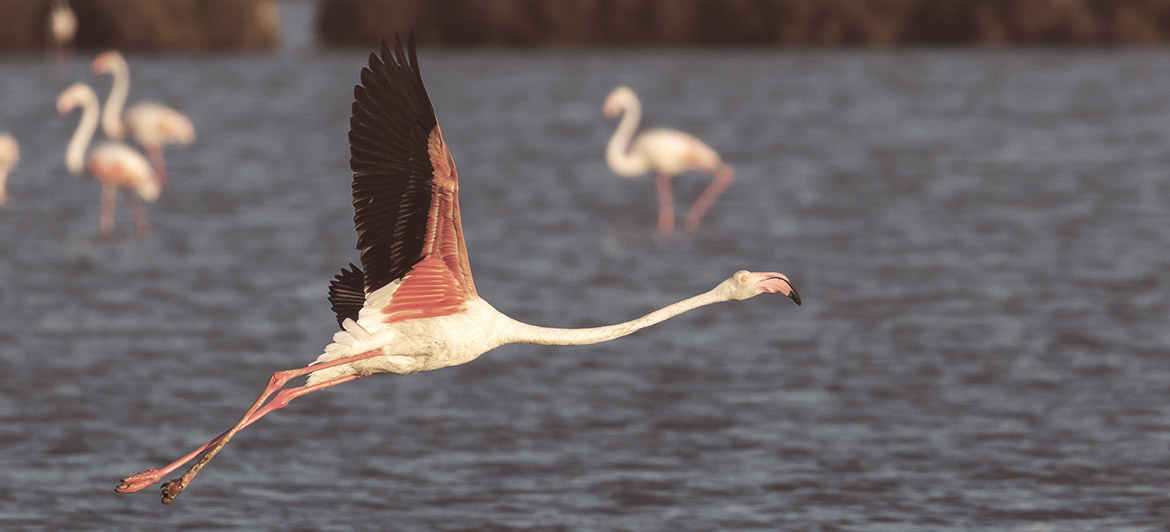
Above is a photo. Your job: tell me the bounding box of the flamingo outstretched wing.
[330,33,477,326]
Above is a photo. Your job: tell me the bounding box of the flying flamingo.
[0,134,18,207]
[604,86,735,234]
[114,35,800,505]
[47,0,76,65]
[92,50,195,191]
[57,83,159,236]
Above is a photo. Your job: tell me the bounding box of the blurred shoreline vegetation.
[317,0,1170,47]
[0,0,279,53]
[2,0,1170,53]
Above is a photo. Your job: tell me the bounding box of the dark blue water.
[3,9,1170,530]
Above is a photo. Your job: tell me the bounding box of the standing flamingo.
[57,83,159,237]
[0,134,18,207]
[92,50,195,191]
[47,0,76,65]
[114,35,800,504]
[604,86,735,234]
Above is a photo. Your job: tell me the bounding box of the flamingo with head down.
[92,50,195,191]
[57,83,159,236]
[604,86,735,235]
[0,134,18,207]
[114,34,800,504]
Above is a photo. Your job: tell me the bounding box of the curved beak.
[787,284,801,306]
[767,276,801,306]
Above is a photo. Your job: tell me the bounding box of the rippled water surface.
[3,22,1170,532]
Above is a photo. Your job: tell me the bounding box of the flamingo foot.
[161,477,187,504]
[115,468,166,493]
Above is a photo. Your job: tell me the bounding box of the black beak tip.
[788,286,801,306]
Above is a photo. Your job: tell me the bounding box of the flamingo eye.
[738,274,749,284]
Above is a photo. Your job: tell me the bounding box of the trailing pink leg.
[115,348,386,502]
[684,165,734,233]
[655,172,675,235]
[112,428,234,494]
[111,374,357,496]
[158,373,363,503]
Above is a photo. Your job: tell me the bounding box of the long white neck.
[66,94,100,175]
[605,94,649,177]
[101,58,130,140]
[505,288,725,346]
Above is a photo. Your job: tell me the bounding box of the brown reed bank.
[318,0,1170,47]
[0,0,279,53]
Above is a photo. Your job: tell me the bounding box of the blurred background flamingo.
[57,83,159,237]
[92,50,195,191]
[0,133,18,207]
[47,0,76,65]
[603,85,734,235]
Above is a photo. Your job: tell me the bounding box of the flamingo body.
[0,134,18,206]
[92,50,195,189]
[627,128,723,176]
[86,143,160,201]
[115,35,800,504]
[311,298,514,383]
[58,83,159,235]
[125,102,196,147]
[604,86,735,234]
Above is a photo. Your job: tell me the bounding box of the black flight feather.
[348,32,439,295]
[328,263,366,327]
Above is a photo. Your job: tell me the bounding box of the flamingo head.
[56,83,94,115]
[91,50,124,75]
[603,85,636,119]
[719,270,801,305]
